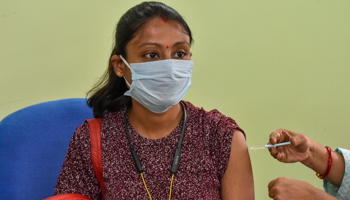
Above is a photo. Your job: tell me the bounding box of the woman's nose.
[163,51,172,60]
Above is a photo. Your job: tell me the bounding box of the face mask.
[120,55,193,113]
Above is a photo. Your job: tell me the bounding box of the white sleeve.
[323,147,350,200]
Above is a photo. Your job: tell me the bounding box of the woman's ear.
[111,55,125,77]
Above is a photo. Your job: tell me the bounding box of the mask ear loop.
[119,55,132,88]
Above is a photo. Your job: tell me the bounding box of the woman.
[267,129,349,200]
[51,2,254,199]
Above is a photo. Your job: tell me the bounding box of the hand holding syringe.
[251,129,312,163]
[250,141,291,150]
[261,129,345,199]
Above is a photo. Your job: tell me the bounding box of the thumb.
[268,179,277,198]
[268,178,277,190]
[282,131,297,147]
[292,133,309,148]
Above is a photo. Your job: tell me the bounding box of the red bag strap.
[87,118,105,199]
[44,193,92,200]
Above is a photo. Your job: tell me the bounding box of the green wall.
[1,0,350,199]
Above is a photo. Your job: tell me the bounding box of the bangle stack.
[316,146,332,179]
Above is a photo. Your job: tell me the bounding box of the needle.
[250,141,291,150]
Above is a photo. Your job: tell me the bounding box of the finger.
[279,130,298,150]
[275,142,289,153]
[268,179,277,189]
[276,152,285,162]
[293,133,309,148]
[267,141,274,151]
[269,148,278,157]
[268,180,277,198]
[275,129,291,143]
[269,130,281,145]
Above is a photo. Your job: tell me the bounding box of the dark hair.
[87,1,193,118]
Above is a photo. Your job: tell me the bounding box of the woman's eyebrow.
[173,41,190,47]
[139,42,161,47]
[139,41,190,48]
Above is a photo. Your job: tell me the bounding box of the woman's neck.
[127,99,184,140]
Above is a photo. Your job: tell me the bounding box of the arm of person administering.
[267,129,350,200]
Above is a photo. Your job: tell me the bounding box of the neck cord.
[123,102,187,200]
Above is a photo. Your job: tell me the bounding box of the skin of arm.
[221,129,255,200]
[268,177,338,200]
[269,129,345,187]
[301,140,345,187]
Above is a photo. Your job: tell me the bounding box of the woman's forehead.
[127,18,190,48]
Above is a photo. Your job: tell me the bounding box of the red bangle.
[316,146,332,179]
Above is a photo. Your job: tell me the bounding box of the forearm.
[268,177,338,200]
[312,187,338,200]
[301,140,345,187]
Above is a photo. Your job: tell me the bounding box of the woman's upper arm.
[221,129,255,200]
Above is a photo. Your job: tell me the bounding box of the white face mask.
[120,55,194,113]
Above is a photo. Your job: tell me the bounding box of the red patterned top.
[54,101,244,199]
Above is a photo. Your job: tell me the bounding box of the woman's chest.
[101,129,221,199]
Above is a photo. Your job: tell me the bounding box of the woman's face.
[123,17,192,83]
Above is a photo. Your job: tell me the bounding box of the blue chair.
[0,98,94,200]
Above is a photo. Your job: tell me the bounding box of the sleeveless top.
[54,101,244,199]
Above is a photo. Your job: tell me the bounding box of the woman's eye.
[145,52,159,59]
[175,52,186,58]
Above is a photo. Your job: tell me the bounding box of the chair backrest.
[0,98,94,200]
